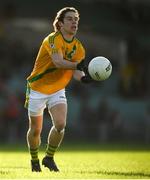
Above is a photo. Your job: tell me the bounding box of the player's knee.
[55,121,66,132]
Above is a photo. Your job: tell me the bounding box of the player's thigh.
[49,103,67,128]
[47,89,67,125]
[28,98,46,117]
[28,92,46,131]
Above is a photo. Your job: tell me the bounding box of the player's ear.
[58,21,63,28]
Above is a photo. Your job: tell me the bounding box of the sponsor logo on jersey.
[50,43,55,48]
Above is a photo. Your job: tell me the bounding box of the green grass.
[0,143,150,179]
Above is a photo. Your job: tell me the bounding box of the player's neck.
[60,30,74,42]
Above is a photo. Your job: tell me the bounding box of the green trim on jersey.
[74,37,82,45]
[60,31,74,43]
[65,44,77,60]
[24,82,30,108]
[48,31,60,45]
[28,67,57,83]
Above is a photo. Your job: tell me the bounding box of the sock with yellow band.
[29,148,39,161]
[45,144,58,158]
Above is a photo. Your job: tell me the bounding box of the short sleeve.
[44,35,63,55]
[75,41,85,62]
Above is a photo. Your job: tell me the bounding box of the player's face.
[61,11,79,36]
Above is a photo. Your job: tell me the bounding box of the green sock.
[29,148,39,161]
[45,144,58,158]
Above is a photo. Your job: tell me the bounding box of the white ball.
[88,56,112,81]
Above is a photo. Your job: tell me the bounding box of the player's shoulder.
[48,31,62,43]
[43,32,61,44]
[74,37,85,52]
[74,37,83,45]
[74,37,85,50]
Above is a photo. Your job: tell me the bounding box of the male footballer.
[25,7,93,172]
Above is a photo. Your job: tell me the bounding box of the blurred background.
[0,0,150,145]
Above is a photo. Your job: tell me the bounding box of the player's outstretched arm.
[51,52,78,70]
[51,52,87,71]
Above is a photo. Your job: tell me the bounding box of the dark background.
[0,0,150,145]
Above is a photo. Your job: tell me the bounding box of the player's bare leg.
[42,103,67,172]
[27,115,43,172]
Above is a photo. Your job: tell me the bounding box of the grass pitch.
[0,143,150,179]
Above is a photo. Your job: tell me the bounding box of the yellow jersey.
[27,31,85,94]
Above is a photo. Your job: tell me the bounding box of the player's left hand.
[76,60,87,71]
